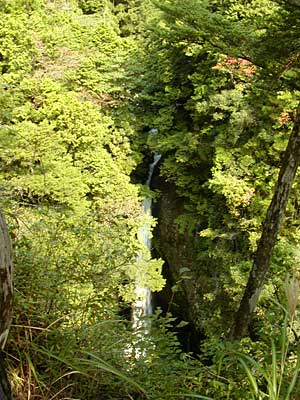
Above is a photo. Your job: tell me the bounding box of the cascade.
[132,153,161,348]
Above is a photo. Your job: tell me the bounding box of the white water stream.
[132,153,161,348]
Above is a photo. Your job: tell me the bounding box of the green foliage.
[3,0,300,398]
[0,13,37,82]
[0,2,166,398]
[131,0,300,340]
[0,0,43,12]
[215,298,300,400]
[78,0,108,14]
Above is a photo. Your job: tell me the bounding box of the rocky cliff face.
[152,175,206,352]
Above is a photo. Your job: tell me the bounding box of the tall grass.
[220,276,300,400]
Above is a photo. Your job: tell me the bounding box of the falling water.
[132,153,161,346]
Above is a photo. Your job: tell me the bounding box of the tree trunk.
[230,104,300,340]
[0,210,13,399]
[0,210,13,350]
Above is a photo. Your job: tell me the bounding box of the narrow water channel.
[132,153,161,354]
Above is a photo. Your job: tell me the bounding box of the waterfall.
[132,153,161,352]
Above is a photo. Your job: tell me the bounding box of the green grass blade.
[215,351,230,376]
[82,351,146,394]
[271,339,277,399]
[36,346,146,395]
[51,371,84,385]
[25,352,48,393]
[284,354,300,400]
[235,352,264,371]
[238,357,258,396]
[49,383,76,400]
[167,394,214,399]
[277,311,289,398]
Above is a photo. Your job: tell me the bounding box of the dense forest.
[1,0,300,398]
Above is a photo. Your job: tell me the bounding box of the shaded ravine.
[151,176,205,354]
[132,151,204,355]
